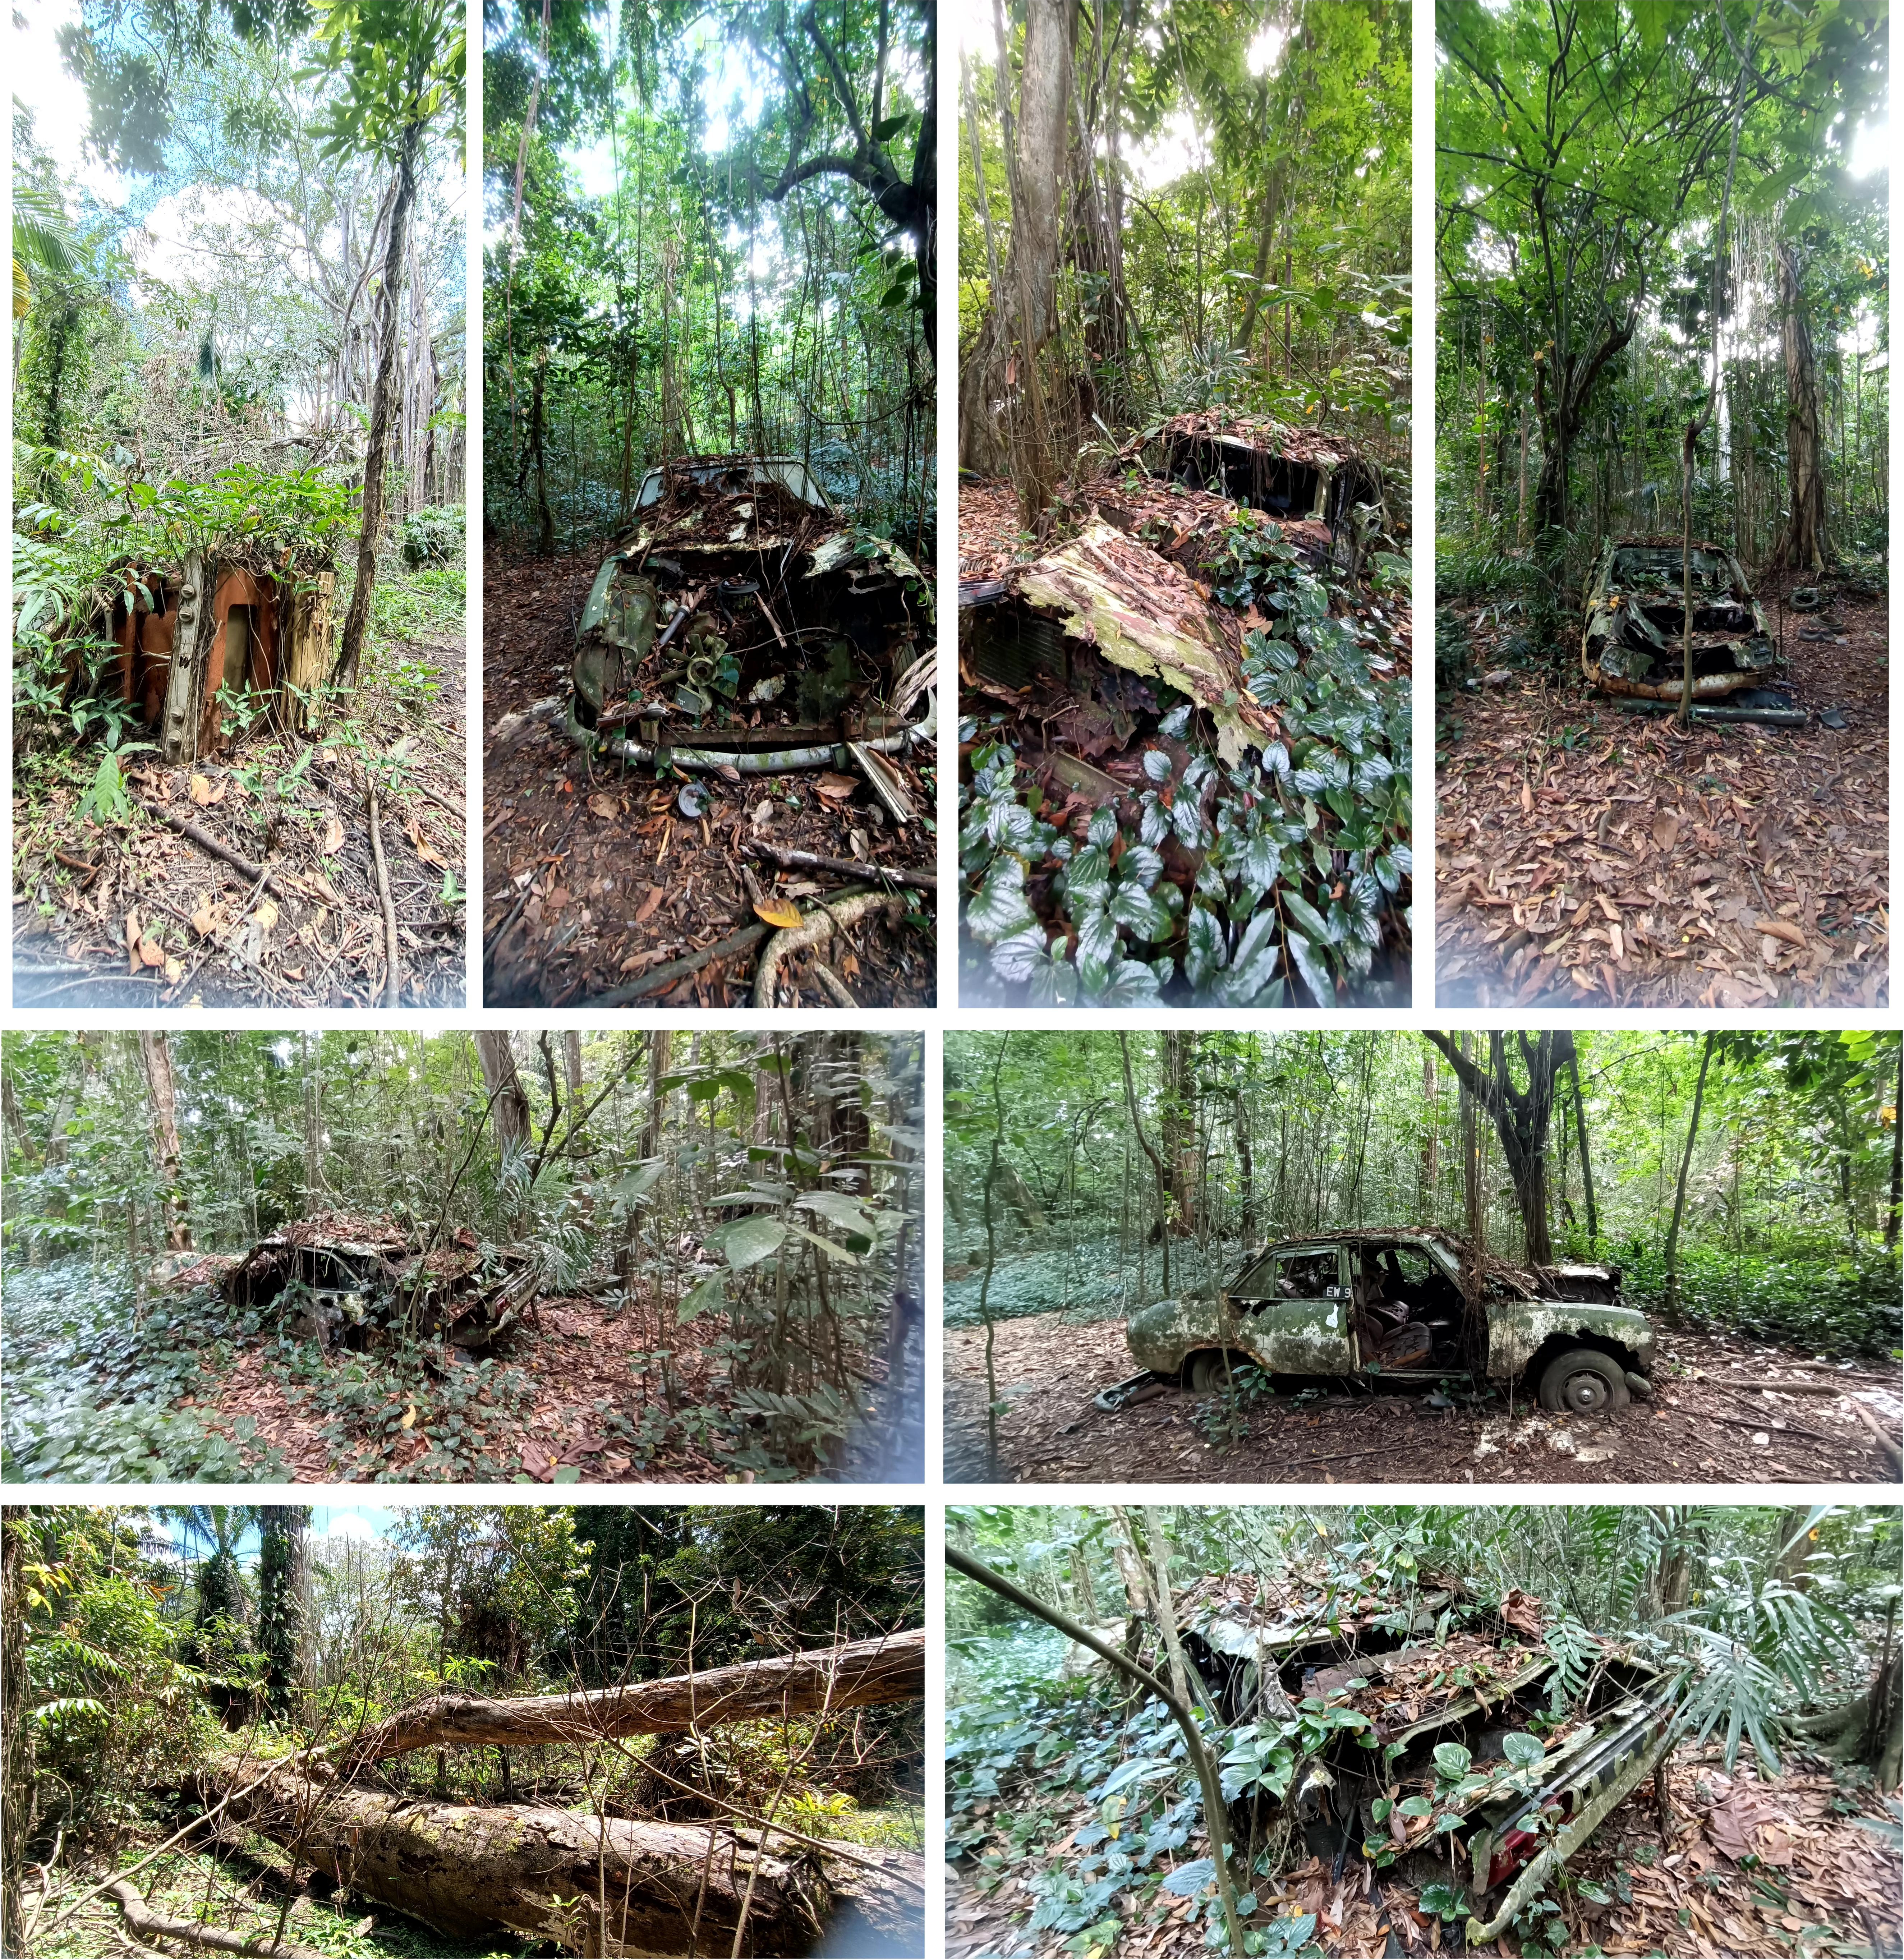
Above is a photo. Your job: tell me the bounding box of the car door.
[1259,1246,1357,1375]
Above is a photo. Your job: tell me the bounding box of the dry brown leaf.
[138,935,166,968]
[815,772,858,800]
[189,773,214,805]
[163,956,184,984]
[320,813,345,854]
[1519,781,1533,816]
[588,790,619,820]
[754,896,802,929]
[281,965,305,981]
[617,948,665,974]
[1652,810,1681,851]
[1595,893,1621,923]
[190,900,218,937]
[254,900,280,933]
[634,885,665,924]
[1609,922,1625,962]
[124,910,142,974]
[405,816,449,868]
[1760,917,1806,949]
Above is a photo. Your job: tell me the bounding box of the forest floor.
[480,545,935,1007]
[11,566,467,1009]
[943,1310,1900,1486]
[946,1740,1901,1957]
[1436,570,1888,1007]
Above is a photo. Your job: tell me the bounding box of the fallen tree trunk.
[105,1880,323,1957]
[345,1628,925,1765]
[200,1757,825,1955]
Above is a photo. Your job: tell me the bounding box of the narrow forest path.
[12,622,467,1009]
[1436,572,1888,1007]
[944,1309,1900,1486]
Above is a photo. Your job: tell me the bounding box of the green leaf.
[551,1466,581,1483]
[968,857,1036,942]
[678,1274,725,1322]
[794,1191,875,1235]
[1433,1743,1472,1780]
[721,1215,786,1270]
[1395,1796,1433,1818]
[1501,1732,1545,1770]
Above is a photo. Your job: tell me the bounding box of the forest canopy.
[2,1028,924,1486]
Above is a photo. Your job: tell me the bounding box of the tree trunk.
[1663,1033,1716,1320]
[1160,1032,1196,1235]
[302,1033,322,1207]
[1568,1039,1598,1251]
[334,117,424,694]
[1886,1045,1901,1250]
[347,1629,924,1765]
[1118,1034,1171,1294]
[3,1512,33,1958]
[197,1758,822,1956]
[958,0,1069,513]
[158,549,215,764]
[256,1507,307,1716]
[138,1031,193,1252]
[475,1032,531,1161]
[1772,242,1826,575]
[1425,1032,1558,1265]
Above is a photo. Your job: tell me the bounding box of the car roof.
[633,454,831,512]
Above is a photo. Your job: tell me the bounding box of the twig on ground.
[134,799,293,904]
[580,925,772,1008]
[745,840,937,891]
[106,1879,324,1958]
[367,787,401,1008]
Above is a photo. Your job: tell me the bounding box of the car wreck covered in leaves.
[1582,536,1781,702]
[1136,1569,1674,1950]
[1107,1227,1651,1417]
[959,418,1411,1009]
[488,455,935,1008]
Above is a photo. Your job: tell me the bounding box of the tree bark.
[1118,1033,1171,1293]
[475,1032,531,1162]
[1772,241,1826,576]
[1886,1044,1901,1251]
[1568,1037,1599,1251]
[197,1757,822,1955]
[346,1629,924,1765]
[334,117,423,694]
[1663,1033,1716,1320]
[138,1031,193,1252]
[3,1512,32,1957]
[1425,1032,1558,1265]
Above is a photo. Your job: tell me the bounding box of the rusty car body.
[1119,1227,1652,1413]
[1582,535,1779,700]
[568,452,932,771]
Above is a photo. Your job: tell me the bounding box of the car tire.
[1186,1351,1229,1397]
[1537,1348,1630,1416]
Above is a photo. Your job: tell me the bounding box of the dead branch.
[753,889,898,1007]
[366,787,401,1007]
[106,1882,324,1958]
[745,840,937,890]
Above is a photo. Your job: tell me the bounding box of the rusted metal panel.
[1486,1301,1656,1376]
[1582,535,1779,699]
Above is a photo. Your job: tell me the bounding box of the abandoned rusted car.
[1116,1227,1651,1413]
[568,453,932,782]
[1148,410,1388,541]
[1582,535,1779,700]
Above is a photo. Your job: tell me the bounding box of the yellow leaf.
[254,900,280,933]
[189,773,214,805]
[399,1404,417,1430]
[753,896,803,929]
[190,901,218,937]
[163,956,184,983]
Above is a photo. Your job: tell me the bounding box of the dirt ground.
[12,631,466,1009]
[481,547,935,1008]
[1436,572,1888,1007]
[943,1311,1900,1486]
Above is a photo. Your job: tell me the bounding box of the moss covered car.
[1120,1226,1653,1413]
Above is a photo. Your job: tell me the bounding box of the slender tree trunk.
[335,117,424,693]
[1886,1046,1901,1250]
[1119,1033,1170,1294]
[2,1511,32,1957]
[1663,1034,1716,1320]
[475,1033,531,1165]
[1773,242,1827,575]
[138,1032,193,1253]
[1570,1043,1599,1251]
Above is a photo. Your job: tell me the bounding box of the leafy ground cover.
[960,487,1411,1009]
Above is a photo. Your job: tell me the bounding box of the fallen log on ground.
[345,1627,925,1764]
[106,1879,323,1957]
[201,1757,826,1955]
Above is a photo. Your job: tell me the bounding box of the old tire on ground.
[1186,1351,1229,1397]
[1537,1348,1630,1416]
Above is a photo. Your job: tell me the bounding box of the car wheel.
[1537,1348,1631,1416]
[1186,1351,1228,1397]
